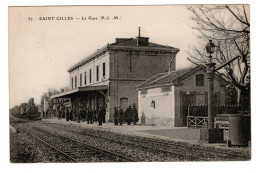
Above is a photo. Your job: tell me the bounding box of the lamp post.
[200,40,223,143]
[205,40,216,129]
[200,40,240,143]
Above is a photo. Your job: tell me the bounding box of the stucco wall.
[109,51,176,80]
[108,80,143,121]
[69,53,110,89]
[138,86,175,126]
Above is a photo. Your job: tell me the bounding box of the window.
[103,62,106,77]
[84,71,87,85]
[96,65,99,81]
[196,74,204,86]
[89,69,92,84]
[71,77,73,89]
[75,76,77,88]
[80,73,82,87]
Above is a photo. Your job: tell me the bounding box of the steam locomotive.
[10,98,40,120]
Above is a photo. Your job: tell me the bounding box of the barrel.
[229,114,251,146]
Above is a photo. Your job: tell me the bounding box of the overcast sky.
[9,5,200,107]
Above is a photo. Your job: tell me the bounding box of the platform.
[41,118,249,152]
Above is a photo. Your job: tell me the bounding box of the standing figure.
[98,107,103,126]
[93,109,97,123]
[89,108,93,124]
[102,107,106,123]
[119,107,123,126]
[69,108,72,121]
[114,107,119,126]
[132,103,138,125]
[77,108,81,123]
[86,108,90,124]
[125,105,132,125]
[58,107,62,120]
[72,108,75,121]
[65,107,69,121]
[81,108,86,122]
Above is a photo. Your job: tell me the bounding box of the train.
[10,98,41,120]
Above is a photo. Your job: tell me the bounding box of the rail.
[187,116,208,128]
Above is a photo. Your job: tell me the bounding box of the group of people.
[61,106,106,126]
[113,104,138,126]
[56,103,138,126]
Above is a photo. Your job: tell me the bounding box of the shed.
[136,65,228,127]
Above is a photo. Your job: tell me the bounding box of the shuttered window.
[196,74,204,86]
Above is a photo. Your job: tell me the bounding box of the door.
[181,92,196,126]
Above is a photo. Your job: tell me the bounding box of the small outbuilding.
[136,65,228,127]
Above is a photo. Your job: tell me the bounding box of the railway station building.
[51,32,180,122]
[136,65,228,127]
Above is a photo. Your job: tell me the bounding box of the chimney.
[136,27,149,46]
[168,60,173,73]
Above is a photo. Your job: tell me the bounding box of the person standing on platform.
[89,108,93,124]
[65,107,69,121]
[114,107,119,126]
[57,107,62,120]
[81,108,86,122]
[69,107,72,121]
[73,108,76,121]
[119,107,123,126]
[125,105,132,125]
[132,103,138,125]
[76,108,81,123]
[93,109,97,123]
[98,107,103,126]
[86,108,90,124]
[102,107,106,123]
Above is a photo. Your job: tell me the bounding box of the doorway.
[181,92,196,126]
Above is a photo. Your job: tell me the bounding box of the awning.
[51,85,108,99]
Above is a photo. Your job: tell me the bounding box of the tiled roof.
[136,65,229,89]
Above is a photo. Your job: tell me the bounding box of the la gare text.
[38,16,121,21]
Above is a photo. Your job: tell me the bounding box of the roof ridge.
[137,73,166,88]
[172,65,204,83]
[148,72,172,85]
[174,65,198,72]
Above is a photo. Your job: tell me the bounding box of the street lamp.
[205,40,216,129]
[200,40,224,143]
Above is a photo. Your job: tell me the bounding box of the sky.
[9,5,199,107]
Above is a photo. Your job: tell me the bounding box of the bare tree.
[187,5,250,111]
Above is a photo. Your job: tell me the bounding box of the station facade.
[51,34,180,121]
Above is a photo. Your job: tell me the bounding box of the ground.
[10,117,251,162]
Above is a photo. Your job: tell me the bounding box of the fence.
[187,104,241,129]
[187,116,208,128]
[188,104,241,117]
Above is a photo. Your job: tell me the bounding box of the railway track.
[10,118,250,161]
[77,129,246,161]
[28,123,200,161]
[12,123,138,162]
[129,135,250,160]
[37,123,250,161]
